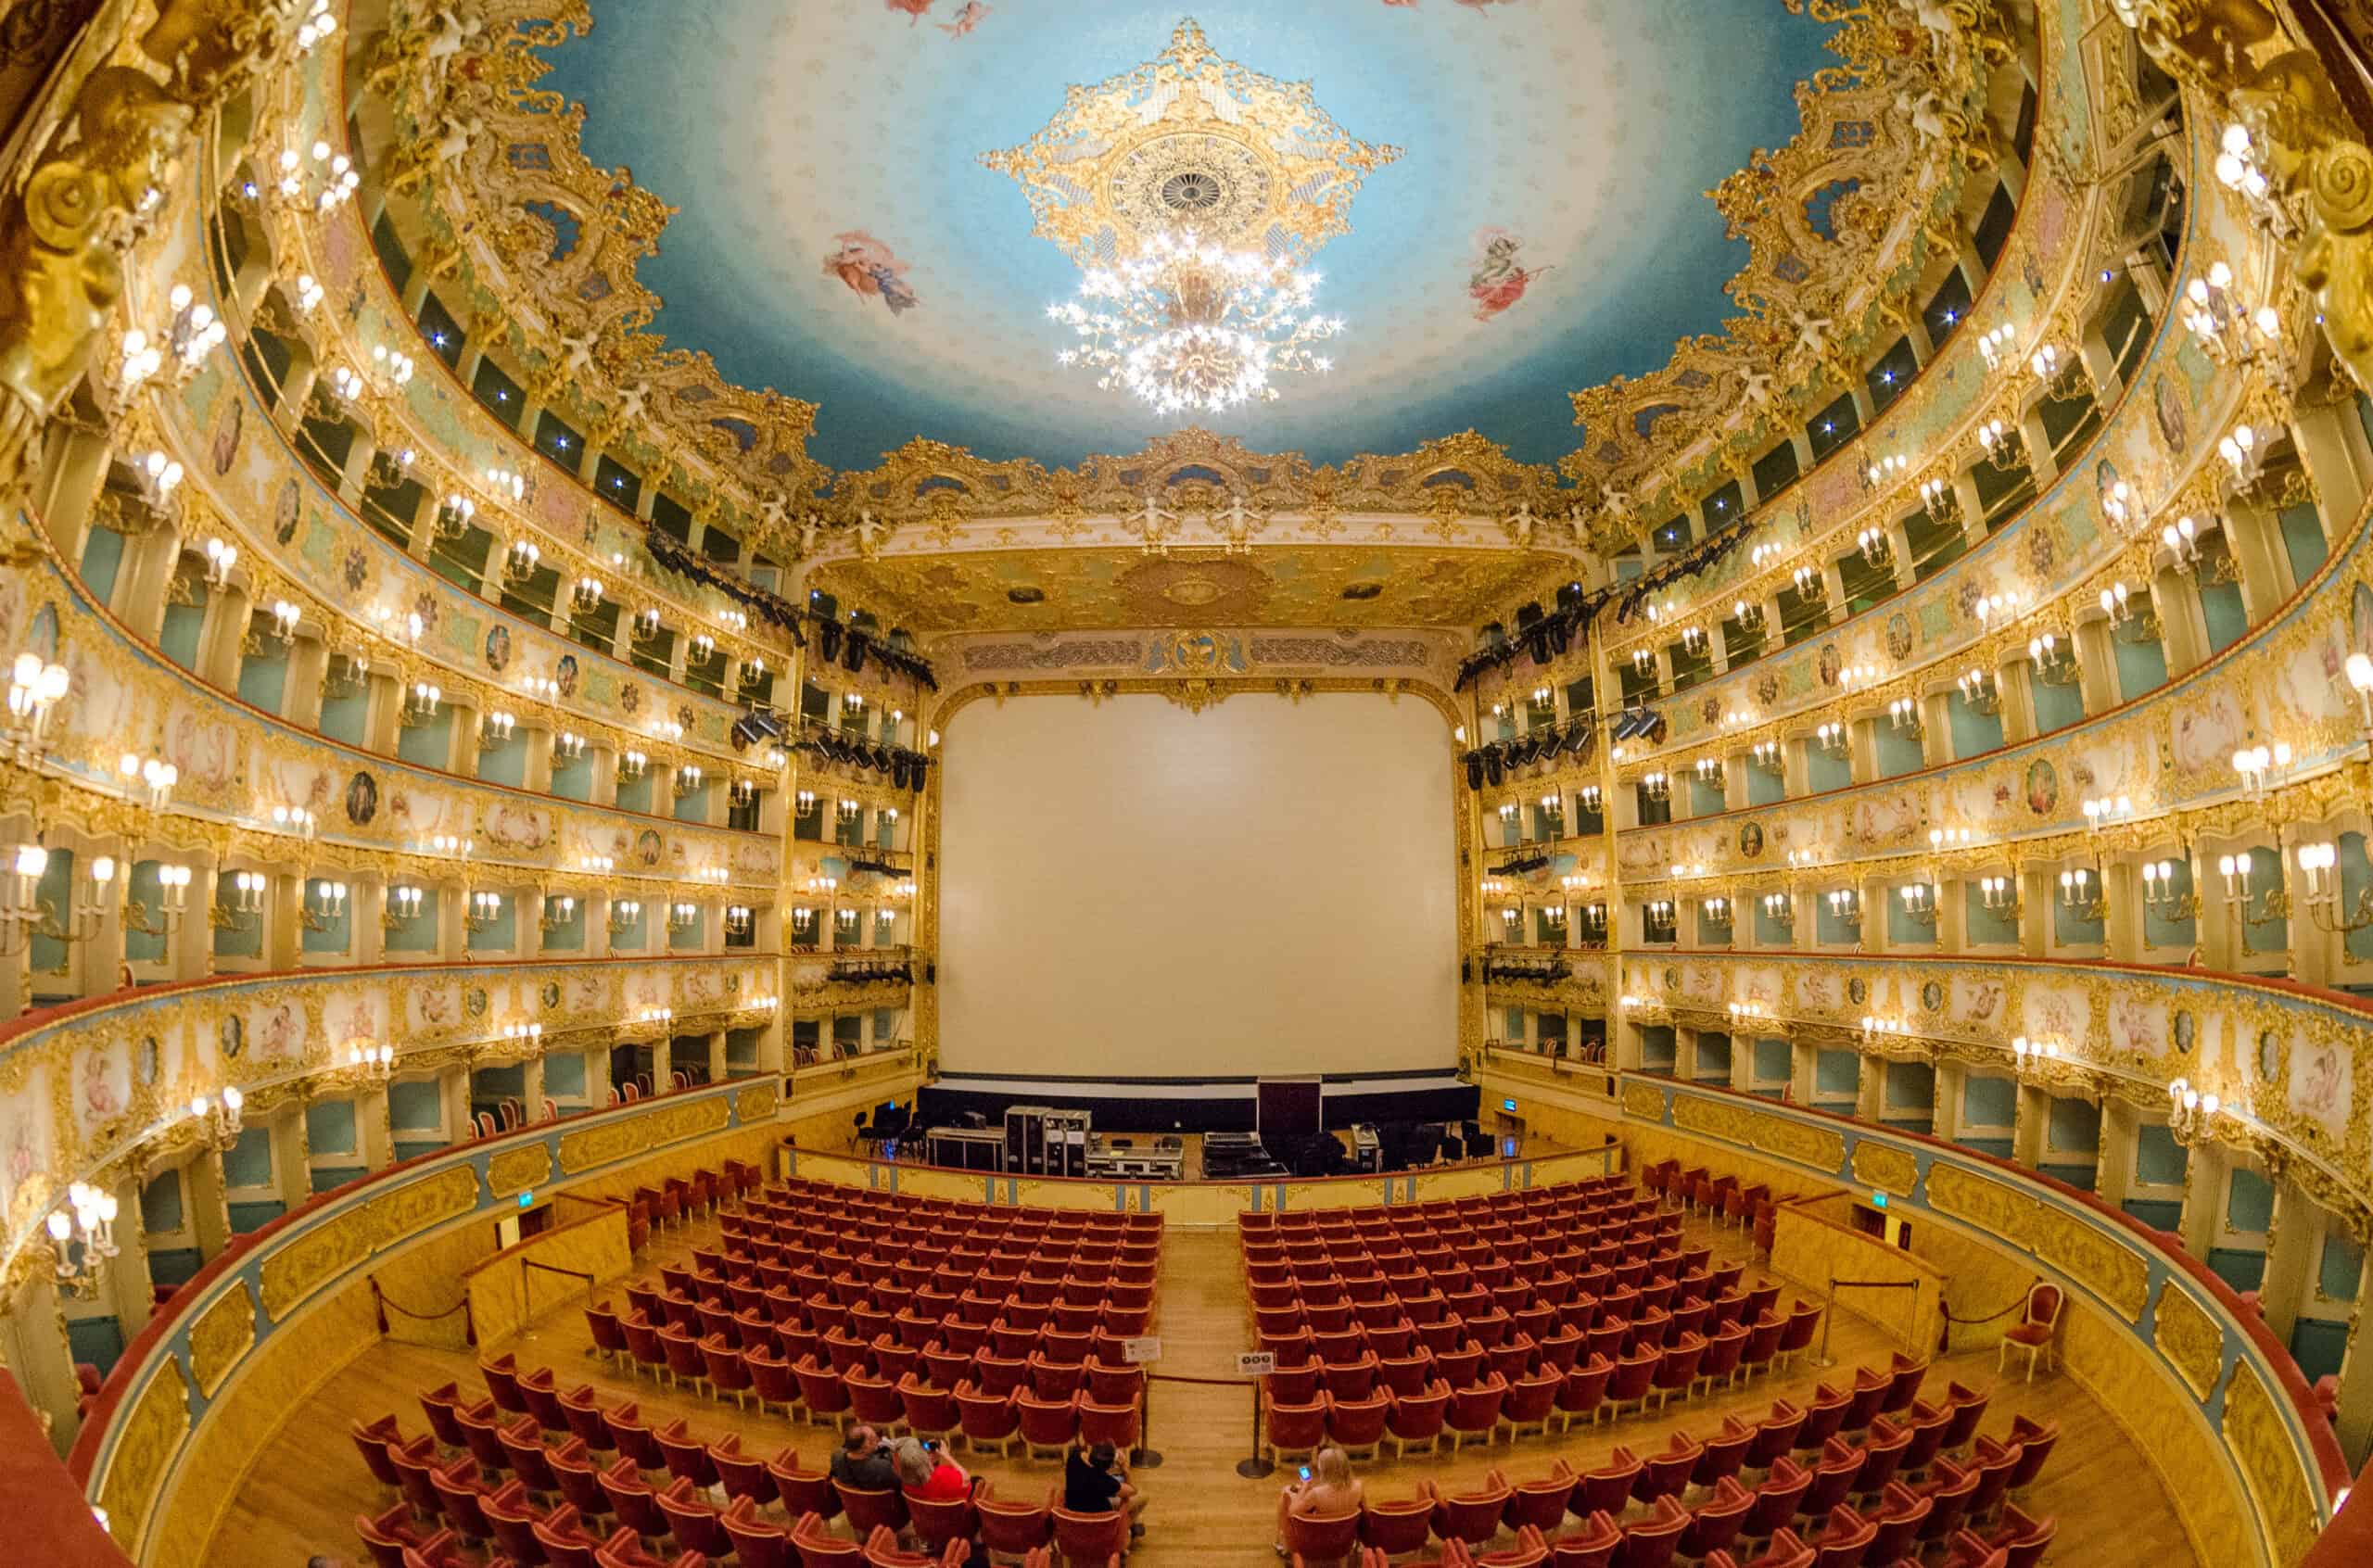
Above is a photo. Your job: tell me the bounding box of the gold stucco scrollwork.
[734,1080,780,1123]
[2033,1206,2151,1323]
[187,1280,258,1398]
[486,1144,552,1201]
[1621,1080,1668,1121]
[2221,1356,2324,1568]
[95,1351,189,1551]
[1852,1141,1919,1195]
[259,1164,479,1321]
[1925,1162,2043,1253]
[2154,1279,2226,1399]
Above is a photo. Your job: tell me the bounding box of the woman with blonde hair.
[1275,1445,1363,1559]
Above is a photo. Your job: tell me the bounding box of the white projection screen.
[936,692,1458,1080]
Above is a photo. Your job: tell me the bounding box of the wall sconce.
[274,137,359,212]
[691,633,717,663]
[189,1085,243,1149]
[1814,721,1847,755]
[556,730,586,762]
[1762,891,1793,922]
[730,779,757,809]
[1643,900,1676,940]
[1929,828,1972,851]
[1979,874,2021,917]
[725,904,754,937]
[572,576,605,612]
[1579,784,1603,814]
[481,710,517,745]
[2026,632,2079,685]
[1856,526,1893,567]
[635,1006,674,1028]
[485,466,526,503]
[2218,423,2263,487]
[652,721,685,744]
[212,870,266,931]
[1750,740,1781,767]
[298,879,348,931]
[1865,452,1909,489]
[2184,262,2284,371]
[2166,1077,2225,1145]
[2058,866,2109,923]
[806,876,839,898]
[576,854,613,874]
[1785,848,1820,868]
[1731,599,1762,632]
[1496,803,1518,832]
[383,884,424,929]
[502,540,542,583]
[520,675,561,703]
[200,536,238,588]
[2140,857,2196,918]
[400,681,443,727]
[434,493,477,542]
[1897,883,1937,927]
[619,750,648,780]
[609,898,642,936]
[1826,888,1861,929]
[694,866,729,887]
[2010,1034,2059,1081]
[1973,588,2028,627]
[2231,742,2292,800]
[46,1182,120,1299]
[121,752,179,811]
[2294,841,2373,933]
[1680,626,1707,657]
[2029,342,2089,400]
[2101,478,2139,534]
[1640,770,1669,802]
[270,804,316,841]
[674,765,705,797]
[1886,697,1923,737]
[1790,563,1825,602]
[1726,1000,1769,1024]
[121,861,193,941]
[1974,415,2023,468]
[1837,663,1879,689]
[346,1042,394,1081]
[539,894,577,933]
[1955,667,2000,715]
[1918,474,1959,521]
[501,1021,544,1046]
[1630,648,1654,678]
[1701,895,1732,924]
[1859,1015,1904,1043]
[634,606,663,641]
[667,901,701,934]
[1976,322,2018,373]
[464,890,502,934]
[2079,794,2132,832]
[2099,581,2160,642]
[1693,758,1722,786]
[430,833,472,857]
[4,654,68,770]
[1582,903,1607,935]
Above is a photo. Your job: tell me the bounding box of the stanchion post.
[1235,1379,1274,1479]
[1132,1373,1163,1468]
[1814,1277,1838,1370]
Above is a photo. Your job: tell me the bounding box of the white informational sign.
[1236,1351,1276,1376]
[1121,1336,1162,1365]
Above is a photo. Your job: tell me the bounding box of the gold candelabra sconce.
[2166,1077,2227,1148]
[539,894,578,934]
[725,904,755,939]
[618,750,648,782]
[1897,882,1938,929]
[1918,473,1960,524]
[1639,770,1670,803]
[1978,874,2022,922]
[211,870,266,932]
[2100,581,2162,645]
[2057,866,2109,925]
[1955,666,2000,716]
[2029,341,2092,403]
[608,898,643,938]
[2010,1033,2062,1082]
[399,680,444,728]
[2141,857,2198,922]
[1814,722,1847,757]
[1885,698,1923,739]
[1826,887,1862,932]
[433,493,476,544]
[1643,899,1676,942]
[2026,632,2080,687]
[126,861,194,940]
[2218,852,2291,955]
[464,890,503,936]
[382,883,425,930]
[45,1182,120,1301]
[297,879,348,932]
[2293,842,2373,935]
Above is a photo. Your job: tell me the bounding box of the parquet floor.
[211,1208,2200,1565]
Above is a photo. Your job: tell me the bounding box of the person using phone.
[1275,1445,1362,1558]
[895,1435,971,1501]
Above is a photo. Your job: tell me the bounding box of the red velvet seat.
[1017,1388,1078,1461]
[1680,1476,1755,1562]
[1429,1474,1512,1547]
[1497,1461,1577,1533]
[1550,1509,1624,1568]
[1617,1494,1689,1568]
[975,1481,1057,1557]
[1386,1381,1451,1459]
[769,1448,841,1523]
[1573,1448,1643,1520]
[1635,1432,1702,1504]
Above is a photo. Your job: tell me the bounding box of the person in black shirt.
[831,1424,898,1491]
[1063,1442,1146,1535]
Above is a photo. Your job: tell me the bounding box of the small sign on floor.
[1236,1350,1275,1376]
[1121,1336,1161,1364]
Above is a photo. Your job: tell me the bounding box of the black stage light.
[1484,750,1505,786]
[1561,723,1591,755]
[842,631,867,674]
[818,620,844,661]
[1465,752,1485,790]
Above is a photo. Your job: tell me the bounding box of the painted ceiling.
[528,1,1841,477]
[805,544,1570,635]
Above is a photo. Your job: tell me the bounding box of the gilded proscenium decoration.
[980,19,1401,267]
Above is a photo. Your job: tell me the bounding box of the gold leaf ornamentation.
[2153,1280,2224,1399]
[486,1144,552,1200]
[95,1351,188,1550]
[1852,1141,1918,1195]
[188,1281,257,1398]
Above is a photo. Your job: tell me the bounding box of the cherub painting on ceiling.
[941,1,991,35]
[1469,229,1550,322]
[822,231,921,316]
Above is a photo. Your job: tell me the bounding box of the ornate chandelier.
[1047,232,1343,415]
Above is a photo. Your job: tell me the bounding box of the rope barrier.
[522,1260,596,1284]
[370,1278,469,1320]
[1939,1295,2029,1325]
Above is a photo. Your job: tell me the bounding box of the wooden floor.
[212,1208,2201,1566]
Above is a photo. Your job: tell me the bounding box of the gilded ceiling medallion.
[981,18,1401,266]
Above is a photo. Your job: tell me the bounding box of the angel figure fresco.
[80,1049,121,1124]
[823,232,921,315]
[940,1,991,35]
[1469,229,1551,322]
[884,0,935,19]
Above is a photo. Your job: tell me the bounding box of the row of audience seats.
[1274,1366,2058,1568]
[350,1352,1128,1566]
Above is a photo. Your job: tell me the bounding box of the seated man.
[1063,1441,1147,1536]
[831,1424,898,1490]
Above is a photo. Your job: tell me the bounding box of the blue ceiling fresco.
[533,1,1838,474]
